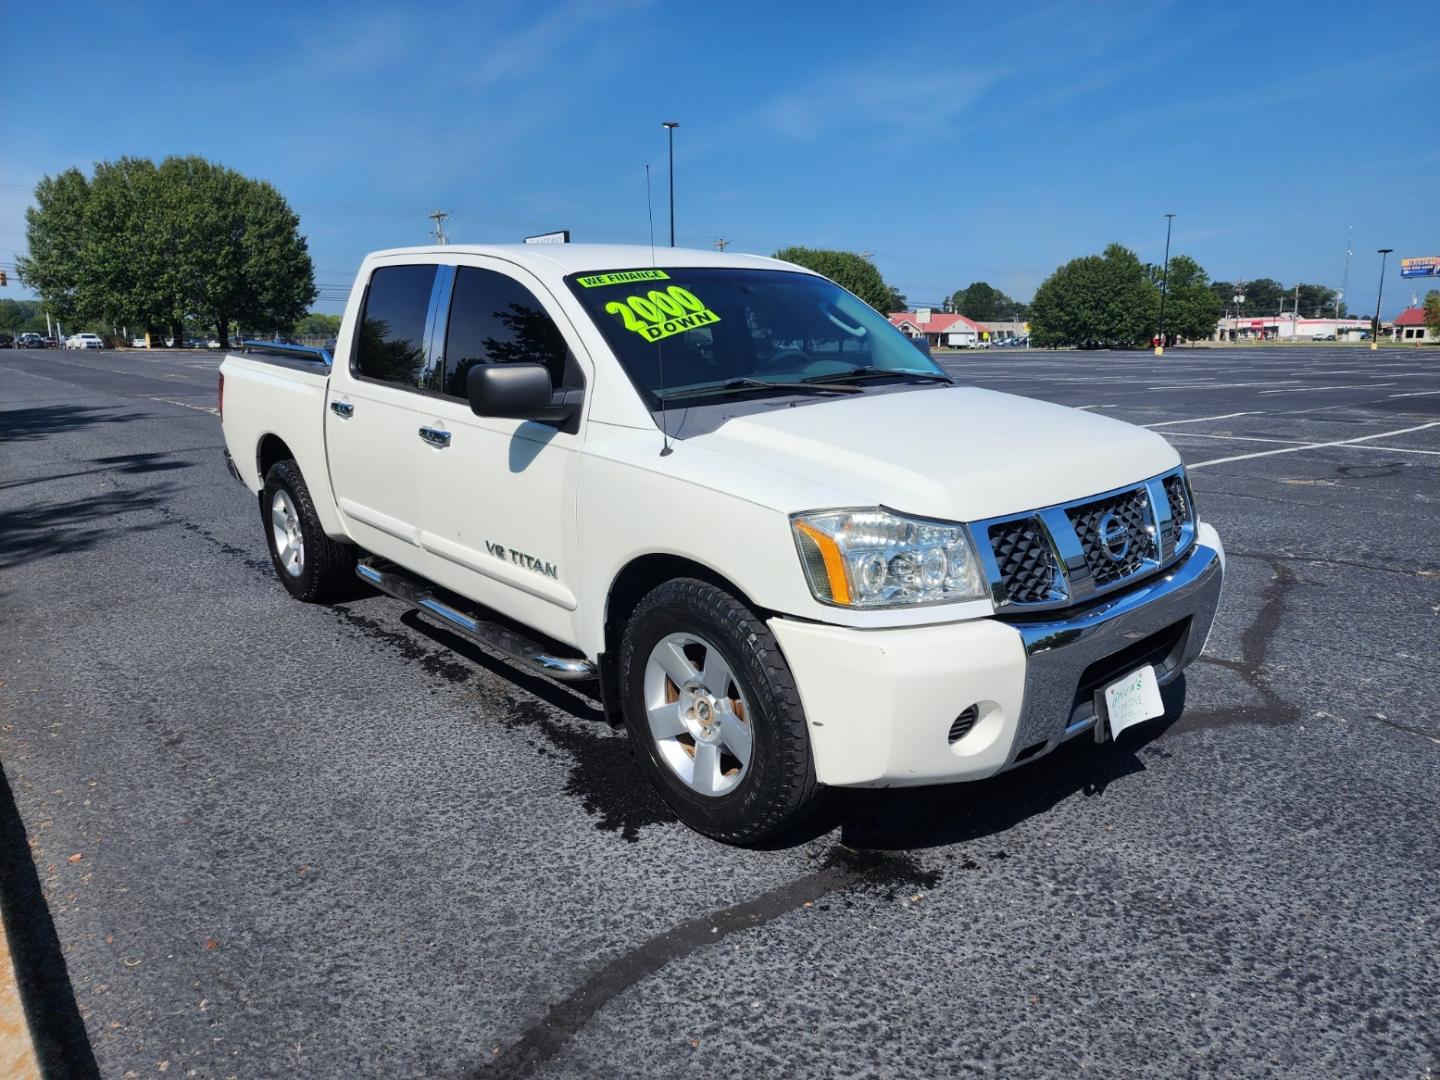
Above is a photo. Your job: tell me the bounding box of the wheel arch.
[256,432,294,486]
[596,553,766,724]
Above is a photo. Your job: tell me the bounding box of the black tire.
[619,578,820,845]
[261,459,355,602]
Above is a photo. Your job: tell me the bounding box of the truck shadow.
[794,678,1189,852]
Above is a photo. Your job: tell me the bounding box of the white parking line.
[1388,390,1440,399]
[149,397,219,416]
[1256,384,1393,394]
[1188,421,1440,469]
[1142,411,1257,427]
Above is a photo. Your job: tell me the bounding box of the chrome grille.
[1068,488,1155,587]
[974,466,1193,612]
[1163,474,1191,552]
[987,518,1060,604]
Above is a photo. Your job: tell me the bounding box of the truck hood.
[685,386,1180,521]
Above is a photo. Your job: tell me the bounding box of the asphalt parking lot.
[1,343,1436,1078]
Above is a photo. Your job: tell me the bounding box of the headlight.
[790,508,987,608]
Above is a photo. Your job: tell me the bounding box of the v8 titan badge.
[1102,664,1165,739]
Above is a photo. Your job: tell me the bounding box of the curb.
[0,927,39,1080]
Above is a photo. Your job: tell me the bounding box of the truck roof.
[365,243,808,277]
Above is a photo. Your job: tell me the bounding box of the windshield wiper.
[800,365,953,385]
[657,377,862,402]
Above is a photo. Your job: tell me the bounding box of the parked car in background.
[0,333,14,349]
[205,339,222,349]
[131,336,150,347]
[16,332,46,349]
[65,333,105,350]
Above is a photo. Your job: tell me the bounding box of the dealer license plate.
[1102,665,1165,739]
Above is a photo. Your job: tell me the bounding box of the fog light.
[947,705,979,744]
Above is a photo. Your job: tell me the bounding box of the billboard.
[1400,256,1439,278]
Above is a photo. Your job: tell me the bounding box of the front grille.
[1163,474,1191,553]
[988,518,1060,604]
[1068,488,1155,587]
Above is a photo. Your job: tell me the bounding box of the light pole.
[1371,248,1392,351]
[1231,286,1245,342]
[1155,212,1175,356]
[661,122,679,247]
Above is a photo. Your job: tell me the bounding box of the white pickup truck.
[219,244,1224,844]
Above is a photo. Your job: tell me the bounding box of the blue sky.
[2,0,1435,316]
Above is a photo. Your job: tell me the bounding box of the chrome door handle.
[418,426,452,448]
[330,401,354,418]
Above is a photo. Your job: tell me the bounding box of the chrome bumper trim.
[1001,540,1223,769]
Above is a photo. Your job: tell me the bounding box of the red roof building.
[1391,306,1437,343]
[889,311,991,348]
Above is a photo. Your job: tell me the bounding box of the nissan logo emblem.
[1097,512,1131,562]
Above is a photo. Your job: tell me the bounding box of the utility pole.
[1371,248,1392,351]
[1155,212,1175,356]
[713,237,729,252]
[1340,225,1352,318]
[428,209,450,245]
[661,122,679,246]
[859,251,874,261]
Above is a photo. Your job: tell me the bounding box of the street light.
[1231,286,1245,342]
[661,121,679,247]
[1371,248,1393,351]
[1155,212,1175,356]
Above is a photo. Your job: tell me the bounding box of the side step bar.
[355,560,595,682]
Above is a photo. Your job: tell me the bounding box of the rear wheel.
[619,578,820,845]
[261,460,354,602]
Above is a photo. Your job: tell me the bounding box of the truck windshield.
[564,267,946,404]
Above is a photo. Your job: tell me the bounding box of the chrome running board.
[355,559,595,682]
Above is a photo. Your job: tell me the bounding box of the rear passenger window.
[354,264,438,388]
[442,267,572,398]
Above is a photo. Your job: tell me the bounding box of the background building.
[1390,307,1438,343]
[889,310,989,348]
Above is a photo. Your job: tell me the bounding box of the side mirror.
[466,362,583,425]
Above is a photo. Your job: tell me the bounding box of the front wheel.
[619,578,820,845]
[261,460,354,602]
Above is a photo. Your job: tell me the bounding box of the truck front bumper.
[768,523,1225,787]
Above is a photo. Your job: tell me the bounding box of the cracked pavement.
[1,345,1436,1078]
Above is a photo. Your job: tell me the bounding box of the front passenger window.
[442,267,572,398]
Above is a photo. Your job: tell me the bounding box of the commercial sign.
[524,230,571,245]
[1400,256,1439,278]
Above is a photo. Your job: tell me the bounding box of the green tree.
[15,168,92,322]
[17,156,314,348]
[772,247,895,313]
[1151,254,1222,342]
[294,311,342,337]
[883,285,907,313]
[1029,243,1157,348]
[950,281,1026,321]
[1294,283,1337,317]
[1423,290,1440,337]
[1237,277,1283,317]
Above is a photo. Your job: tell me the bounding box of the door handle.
[418,426,452,448]
[330,401,354,418]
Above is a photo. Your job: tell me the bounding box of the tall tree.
[772,247,895,313]
[14,168,92,323]
[950,281,1026,321]
[17,156,315,347]
[1029,243,1157,348]
[1423,290,1440,336]
[1152,254,1222,342]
